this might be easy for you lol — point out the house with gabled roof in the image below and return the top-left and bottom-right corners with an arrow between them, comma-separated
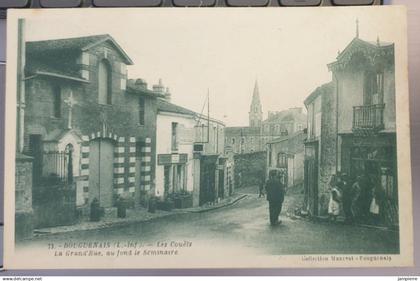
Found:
21,33 -> 163,227
303,25 -> 398,226
154,88 -> 230,207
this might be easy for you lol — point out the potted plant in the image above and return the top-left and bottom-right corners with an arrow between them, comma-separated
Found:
156,197 -> 175,211
148,196 -> 157,213
172,190 -> 193,209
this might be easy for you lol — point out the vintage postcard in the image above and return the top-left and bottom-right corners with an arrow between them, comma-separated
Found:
3,6 -> 412,269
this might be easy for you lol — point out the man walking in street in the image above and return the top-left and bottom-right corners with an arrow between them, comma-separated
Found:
258,174 -> 266,198
266,170 -> 285,226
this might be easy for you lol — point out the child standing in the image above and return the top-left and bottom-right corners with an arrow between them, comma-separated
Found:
328,175 -> 342,222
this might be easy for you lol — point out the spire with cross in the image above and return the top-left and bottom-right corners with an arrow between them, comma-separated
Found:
64,90 -> 77,129
249,79 -> 263,127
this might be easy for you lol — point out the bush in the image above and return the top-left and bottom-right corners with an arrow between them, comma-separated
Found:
156,199 -> 174,211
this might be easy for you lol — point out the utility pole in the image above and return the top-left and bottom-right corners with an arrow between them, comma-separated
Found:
17,18 -> 26,153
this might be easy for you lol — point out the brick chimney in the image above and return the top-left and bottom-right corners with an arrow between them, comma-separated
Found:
152,78 -> 165,95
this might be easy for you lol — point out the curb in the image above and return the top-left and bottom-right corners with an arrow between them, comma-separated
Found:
32,194 -> 249,237
188,194 -> 248,213
307,215 -> 397,232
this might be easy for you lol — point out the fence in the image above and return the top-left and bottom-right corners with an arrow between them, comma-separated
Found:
35,150 -> 73,185
353,104 -> 385,130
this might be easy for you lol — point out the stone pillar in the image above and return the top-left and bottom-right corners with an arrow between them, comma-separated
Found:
114,137 -> 126,195
15,153 -> 34,240
127,137 -> 137,196
140,138 -> 152,192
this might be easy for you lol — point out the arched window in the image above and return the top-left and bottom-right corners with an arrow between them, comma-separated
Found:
98,59 -> 112,105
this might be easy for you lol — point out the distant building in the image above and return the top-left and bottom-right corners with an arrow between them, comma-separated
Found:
225,80 -> 306,154
266,130 -> 306,189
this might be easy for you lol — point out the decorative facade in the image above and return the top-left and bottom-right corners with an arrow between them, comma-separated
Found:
303,29 -> 398,226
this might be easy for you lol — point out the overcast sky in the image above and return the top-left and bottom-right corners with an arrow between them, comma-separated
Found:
22,7 -> 402,126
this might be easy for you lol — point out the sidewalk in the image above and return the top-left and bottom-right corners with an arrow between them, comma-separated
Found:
33,193 -> 248,236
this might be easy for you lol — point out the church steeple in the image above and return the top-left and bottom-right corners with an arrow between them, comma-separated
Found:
249,80 -> 263,127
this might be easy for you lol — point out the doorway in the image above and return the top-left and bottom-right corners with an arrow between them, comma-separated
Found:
89,139 -> 114,207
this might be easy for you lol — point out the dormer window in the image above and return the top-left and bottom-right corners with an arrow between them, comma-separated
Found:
98,59 -> 112,105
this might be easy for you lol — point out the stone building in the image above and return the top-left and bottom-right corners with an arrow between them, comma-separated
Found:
225,80 -> 306,154
21,34 -> 163,223
303,27 -> 398,225
304,83 -> 336,216
266,130 -> 306,189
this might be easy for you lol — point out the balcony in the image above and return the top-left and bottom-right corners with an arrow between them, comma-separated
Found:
352,104 -> 385,134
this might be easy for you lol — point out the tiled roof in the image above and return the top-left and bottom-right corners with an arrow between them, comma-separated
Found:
27,34 -> 109,53
26,59 -> 80,78
264,109 -> 306,124
225,126 -> 261,135
156,98 -> 225,126
328,37 -> 394,72
335,37 -> 393,62
304,82 -> 333,106
157,99 -> 197,117
26,34 -> 133,65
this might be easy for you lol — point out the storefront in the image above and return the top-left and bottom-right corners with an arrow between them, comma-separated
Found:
157,153 -> 189,198
340,133 -> 398,226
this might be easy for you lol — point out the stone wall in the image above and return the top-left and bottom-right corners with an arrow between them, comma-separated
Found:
234,151 -> 266,189
318,83 -> 337,215
15,154 -> 34,240
32,182 -> 77,228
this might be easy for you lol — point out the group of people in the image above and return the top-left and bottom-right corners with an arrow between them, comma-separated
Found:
259,170 -> 286,226
258,169 -> 386,226
328,173 -> 385,225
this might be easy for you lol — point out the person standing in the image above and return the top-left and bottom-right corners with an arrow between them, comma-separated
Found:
258,174 -> 266,198
328,175 -> 341,222
266,170 -> 285,226
340,173 -> 354,224
370,181 -> 385,225
359,175 -> 373,222
350,176 -> 363,221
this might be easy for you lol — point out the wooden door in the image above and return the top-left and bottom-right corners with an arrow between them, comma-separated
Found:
218,169 -> 225,199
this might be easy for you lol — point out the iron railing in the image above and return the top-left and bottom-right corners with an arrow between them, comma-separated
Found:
35,150 -> 73,185
352,104 -> 385,130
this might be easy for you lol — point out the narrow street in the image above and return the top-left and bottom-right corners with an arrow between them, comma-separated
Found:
19,186 -> 399,256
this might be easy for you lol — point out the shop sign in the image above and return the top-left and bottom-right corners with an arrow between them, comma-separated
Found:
158,153 -> 188,165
